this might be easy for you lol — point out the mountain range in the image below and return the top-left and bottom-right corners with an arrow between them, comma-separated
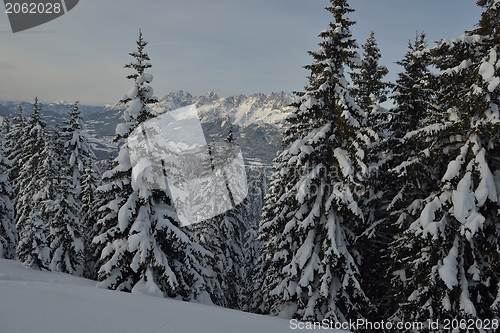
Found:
0,91 -> 296,164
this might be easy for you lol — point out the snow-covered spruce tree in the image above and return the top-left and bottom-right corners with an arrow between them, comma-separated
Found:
5,105 -> 26,204
80,148 -> 102,279
250,153 -> 289,314
349,31 -> 391,131
61,101 -> 92,200
363,33 -> 436,319
91,155 -> 117,279
0,124 -> 16,259
15,98 -> 51,269
345,30 -> 395,319
38,123 -> 85,275
385,32 -> 437,317
389,1 -> 500,325
189,140 -> 225,305
389,33 -> 434,139
94,31 -> 208,299
257,0 -> 372,321
201,130 -> 246,309
240,164 -> 269,312
385,33 -> 435,230
1,114 -> 12,138
61,101 -> 101,278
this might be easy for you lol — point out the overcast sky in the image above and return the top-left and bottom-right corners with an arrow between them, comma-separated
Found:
0,0 -> 484,105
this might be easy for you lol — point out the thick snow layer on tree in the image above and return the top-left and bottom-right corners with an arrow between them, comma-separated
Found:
478,50 -> 500,92
412,197 -> 441,230
131,268 -> 164,298
452,172 -> 475,223
115,123 -> 130,137
474,149 -> 497,205
442,159 -> 463,181
438,237 -> 459,289
136,73 -> 153,84
0,259 -> 351,333
126,99 -> 143,119
127,86 -> 139,100
333,148 -> 352,177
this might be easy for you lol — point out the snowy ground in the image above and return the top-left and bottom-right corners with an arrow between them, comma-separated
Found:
0,259 -> 349,333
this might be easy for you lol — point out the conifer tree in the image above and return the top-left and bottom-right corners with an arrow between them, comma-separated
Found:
194,129 -> 246,309
15,98 -> 51,269
346,31 -> 394,319
362,33 -> 435,318
1,114 -> 12,139
80,148 -> 102,279
0,123 -> 16,259
349,31 -> 391,131
5,105 -> 25,203
389,1 -> 500,324
60,101 -> 101,278
257,0 -> 372,321
241,165 -> 268,312
94,31 -> 209,299
390,33 -> 434,138
384,33 -> 435,231
385,33 -> 436,312
39,124 -> 85,275
90,155 -> 117,279
251,157 -> 287,314
190,140 -> 225,305
61,101 -> 92,200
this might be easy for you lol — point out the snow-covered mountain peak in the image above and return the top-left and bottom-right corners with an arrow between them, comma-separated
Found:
51,100 -> 72,105
153,91 -> 294,128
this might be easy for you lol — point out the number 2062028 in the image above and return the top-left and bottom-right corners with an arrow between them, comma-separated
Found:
442,318 -> 499,331
5,3 -> 62,14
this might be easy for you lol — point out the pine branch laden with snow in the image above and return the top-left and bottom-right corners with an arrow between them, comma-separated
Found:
257,0 -> 372,322
389,2 -> 500,324
94,31 -> 210,300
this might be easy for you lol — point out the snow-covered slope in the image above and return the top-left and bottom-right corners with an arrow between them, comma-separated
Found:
0,259 -> 348,333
